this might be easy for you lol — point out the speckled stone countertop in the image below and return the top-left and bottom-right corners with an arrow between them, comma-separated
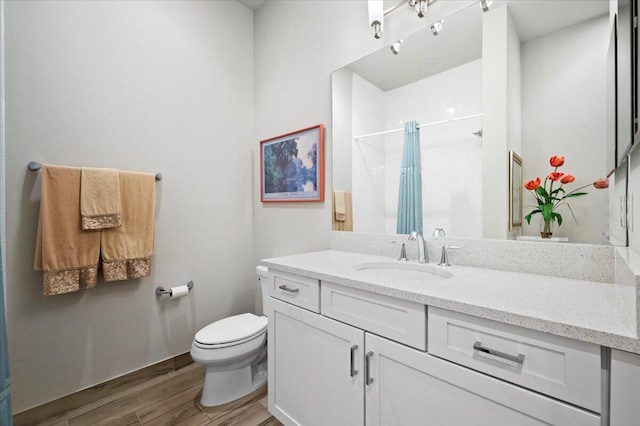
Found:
262,250 -> 640,354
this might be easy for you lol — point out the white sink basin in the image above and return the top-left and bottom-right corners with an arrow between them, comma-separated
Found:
353,262 -> 452,282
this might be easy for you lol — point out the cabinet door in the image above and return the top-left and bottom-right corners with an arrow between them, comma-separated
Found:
365,333 -> 599,426
610,349 -> 640,426
267,297 -> 364,426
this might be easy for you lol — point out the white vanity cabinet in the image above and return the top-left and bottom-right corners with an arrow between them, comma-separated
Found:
266,271 -> 602,426
267,297 -> 364,426
610,349 -> 640,426
365,333 -> 600,426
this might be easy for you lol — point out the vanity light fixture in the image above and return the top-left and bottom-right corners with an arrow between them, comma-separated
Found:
480,0 -> 493,13
414,0 -> 427,18
390,39 -> 403,55
368,0 -> 438,39
368,0 -> 384,39
430,20 -> 443,36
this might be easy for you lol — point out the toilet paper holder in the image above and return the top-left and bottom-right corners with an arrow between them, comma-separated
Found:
156,281 -> 194,296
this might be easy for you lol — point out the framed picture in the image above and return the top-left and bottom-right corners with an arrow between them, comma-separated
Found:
260,124 -> 324,202
509,150 -> 523,230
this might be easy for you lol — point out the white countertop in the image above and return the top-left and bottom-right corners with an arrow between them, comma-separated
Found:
262,250 -> 640,354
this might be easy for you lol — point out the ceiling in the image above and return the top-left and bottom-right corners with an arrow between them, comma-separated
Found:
347,0 -> 610,92
237,0 -> 266,11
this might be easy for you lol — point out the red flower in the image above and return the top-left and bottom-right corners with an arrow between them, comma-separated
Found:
549,155 -> 565,167
524,155 -> 604,229
547,172 -> 564,182
560,174 -> 575,184
524,177 -> 541,190
593,178 -> 609,189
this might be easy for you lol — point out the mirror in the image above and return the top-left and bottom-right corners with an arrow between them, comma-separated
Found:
332,0 -> 615,244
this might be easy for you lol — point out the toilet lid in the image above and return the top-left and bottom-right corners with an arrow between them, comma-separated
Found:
195,313 -> 268,346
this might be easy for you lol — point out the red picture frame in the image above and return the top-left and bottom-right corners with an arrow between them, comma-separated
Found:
260,124 -> 324,202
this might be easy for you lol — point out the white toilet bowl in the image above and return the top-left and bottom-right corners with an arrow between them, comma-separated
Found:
190,266 -> 270,407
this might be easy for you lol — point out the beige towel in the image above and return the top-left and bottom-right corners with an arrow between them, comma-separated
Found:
332,190 -> 353,232
334,190 -> 346,222
34,165 -> 101,295
101,171 -> 155,281
80,167 -> 122,230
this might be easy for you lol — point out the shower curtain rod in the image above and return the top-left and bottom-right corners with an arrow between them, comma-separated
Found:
354,113 -> 483,140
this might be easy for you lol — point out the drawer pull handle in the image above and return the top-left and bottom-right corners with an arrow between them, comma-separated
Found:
365,351 -> 374,385
278,285 -> 299,295
473,341 -> 525,365
350,345 -> 358,377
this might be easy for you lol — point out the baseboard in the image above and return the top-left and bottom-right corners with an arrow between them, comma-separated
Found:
14,352 -> 194,426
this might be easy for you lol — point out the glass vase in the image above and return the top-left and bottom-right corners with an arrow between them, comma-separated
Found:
539,217 -> 556,238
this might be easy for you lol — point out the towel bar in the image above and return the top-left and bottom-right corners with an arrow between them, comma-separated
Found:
156,281 -> 194,296
28,161 -> 163,181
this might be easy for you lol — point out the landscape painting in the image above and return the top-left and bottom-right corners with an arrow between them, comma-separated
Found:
260,124 -> 324,202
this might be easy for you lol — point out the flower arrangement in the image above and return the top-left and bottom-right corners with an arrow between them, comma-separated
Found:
524,155 -> 609,238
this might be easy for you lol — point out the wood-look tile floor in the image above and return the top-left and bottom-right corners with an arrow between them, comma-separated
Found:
26,363 -> 282,426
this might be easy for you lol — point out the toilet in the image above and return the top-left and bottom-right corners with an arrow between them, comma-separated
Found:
190,266 -> 270,407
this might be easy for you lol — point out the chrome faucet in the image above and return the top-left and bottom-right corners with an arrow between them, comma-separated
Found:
432,228 -> 446,237
408,231 -> 428,263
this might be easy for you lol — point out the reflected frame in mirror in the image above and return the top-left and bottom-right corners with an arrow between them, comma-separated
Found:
509,151 -> 523,230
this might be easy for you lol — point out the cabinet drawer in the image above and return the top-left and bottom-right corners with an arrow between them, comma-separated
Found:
366,333 -> 599,426
269,271 -> 320,313
428,307 -> 601,412
321,281 -> 426,350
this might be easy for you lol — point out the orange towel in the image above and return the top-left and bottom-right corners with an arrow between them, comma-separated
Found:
101,171 -> 155,281
34,165 -> 101,295
80,167 -> 122,230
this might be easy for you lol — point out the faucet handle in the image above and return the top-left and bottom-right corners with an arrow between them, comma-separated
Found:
391,241 -> 409,261
398,243 -> 408,262
433,228 -> 446,237
438,245 -> 460,266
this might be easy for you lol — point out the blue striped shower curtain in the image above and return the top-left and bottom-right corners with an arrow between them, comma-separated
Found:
396,121 -> 423,234
0,240 -> 11,425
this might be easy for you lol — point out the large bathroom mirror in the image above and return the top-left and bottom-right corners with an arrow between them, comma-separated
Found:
332,0 -> 618,245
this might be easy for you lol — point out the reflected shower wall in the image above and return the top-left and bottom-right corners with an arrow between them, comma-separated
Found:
352,59 -> 483,237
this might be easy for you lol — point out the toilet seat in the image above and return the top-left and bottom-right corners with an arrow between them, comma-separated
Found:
194,313 -> 267,349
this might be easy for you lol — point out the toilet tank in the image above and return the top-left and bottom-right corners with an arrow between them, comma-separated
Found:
256,266 -> 269,316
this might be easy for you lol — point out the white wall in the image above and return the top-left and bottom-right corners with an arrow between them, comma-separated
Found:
0,0 -> 5,283
6,0 -> 255,412
331,68 -> 353,193
506,10 -> 521,157
520,14 -> 608,244
482,4 -> 518,240
352,73 -> 386,233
